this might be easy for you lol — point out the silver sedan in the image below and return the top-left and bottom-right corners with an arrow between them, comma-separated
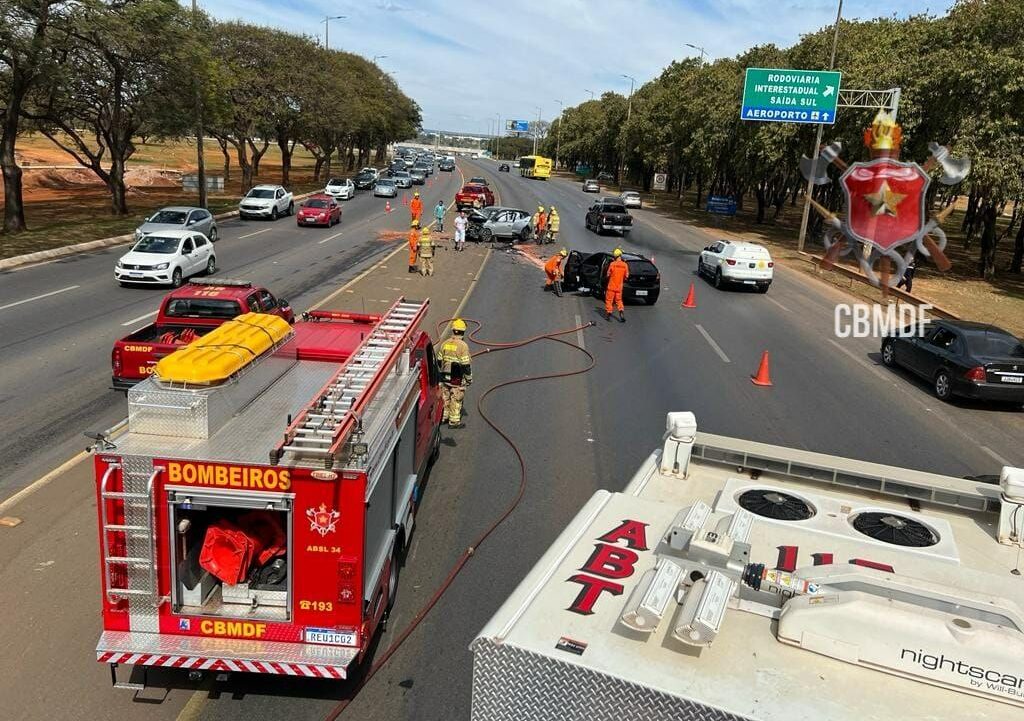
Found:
135,206 -> 218,242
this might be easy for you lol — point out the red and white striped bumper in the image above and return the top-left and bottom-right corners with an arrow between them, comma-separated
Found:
97,631 -> 358,679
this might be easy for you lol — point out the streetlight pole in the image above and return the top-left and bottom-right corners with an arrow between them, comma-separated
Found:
684,43 -> 708,64
323,15 -> 346,50
797,0 -> 843,253
553,99 -> 563,170
192,0 -> 206,208
621,74 -> 636,120
372,54 -> 387,64
495,113 -> 501,159
584,89 -> 595,101
533,106 -> 542,156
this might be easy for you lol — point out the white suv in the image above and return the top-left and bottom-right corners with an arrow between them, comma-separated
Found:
698,240 -> 774,293
239,184 -> 293,220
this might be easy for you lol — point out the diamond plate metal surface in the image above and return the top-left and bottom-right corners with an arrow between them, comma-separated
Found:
471,641 -> 750,721
123,455 -> 159,633
128,385 -> 210,438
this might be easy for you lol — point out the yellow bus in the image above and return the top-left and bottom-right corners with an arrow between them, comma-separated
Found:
519,155 -> 553,180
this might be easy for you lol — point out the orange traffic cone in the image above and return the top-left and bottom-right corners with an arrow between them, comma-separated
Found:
402,194 -> 408,206
681,282 -> 697,309
750,351 -> 773,386
385,200 -> 391,214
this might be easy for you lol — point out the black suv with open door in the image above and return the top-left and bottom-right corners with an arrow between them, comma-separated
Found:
562,250 -> 660,304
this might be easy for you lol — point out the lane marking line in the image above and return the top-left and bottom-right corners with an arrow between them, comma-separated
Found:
765,296 -> 790,312
0,285 -> 80,311
120,309 -> 158,327
826,338 -> 889,381
238,228 -> 272,239
575,313 -> 586,350
695,324 -> 731,363
318,230 -> 345,245
980,445 -> 1012,467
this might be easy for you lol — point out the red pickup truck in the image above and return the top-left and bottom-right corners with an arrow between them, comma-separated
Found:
455,183 -> 495,211
111,278 -> 294,390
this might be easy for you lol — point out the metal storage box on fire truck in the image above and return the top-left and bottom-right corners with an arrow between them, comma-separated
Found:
471,412 -> 1024,721
93,297 -> 442,684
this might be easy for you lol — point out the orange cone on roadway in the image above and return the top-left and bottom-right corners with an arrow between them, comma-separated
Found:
402,194 -> 408,206
385,200 -> 391,214
751,351 -> 773,386
682,282 -> 697,309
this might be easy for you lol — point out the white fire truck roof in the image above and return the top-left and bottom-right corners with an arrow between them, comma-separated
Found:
472,414 -> 1023,721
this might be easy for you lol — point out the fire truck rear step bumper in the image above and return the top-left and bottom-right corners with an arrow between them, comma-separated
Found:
97,630 -> 358,679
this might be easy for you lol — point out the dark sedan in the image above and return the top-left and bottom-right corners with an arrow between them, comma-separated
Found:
498,163 -> 510,172
562,250 -> 660,305
881,319 -> 1024,404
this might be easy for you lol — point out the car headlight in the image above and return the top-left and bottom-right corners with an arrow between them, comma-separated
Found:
116,260 -> 124,268
155,262 -> 170,270
134,230 -> 143,240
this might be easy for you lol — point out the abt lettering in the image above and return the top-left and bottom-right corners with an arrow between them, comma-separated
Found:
567,519 -> 648,615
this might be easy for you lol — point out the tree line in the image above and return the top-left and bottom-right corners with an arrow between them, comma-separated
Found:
0,0 -> 421,232
540,0 -> 1024,279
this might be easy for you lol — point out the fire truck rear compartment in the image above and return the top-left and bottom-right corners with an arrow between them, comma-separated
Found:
169,489 -> 292,622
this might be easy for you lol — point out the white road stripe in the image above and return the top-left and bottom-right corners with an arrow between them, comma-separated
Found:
0,285 -> 80,311
574,313 -> 586,350
765,296 -> 790,312
695,324 -> 730,363
238,228 -> 271,239
120,310 -> 158,327
318,230 -> 345,244
826,339 -> 889,381
980,445 -> 1012,467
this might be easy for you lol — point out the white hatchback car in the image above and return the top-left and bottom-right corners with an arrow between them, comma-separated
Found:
620,191 -> 642,209
698,240 -> 774,293
115,230 -> 216,287
324,177 -> 355,200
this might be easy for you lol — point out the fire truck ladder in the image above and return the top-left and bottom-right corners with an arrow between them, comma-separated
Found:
272,297 -> 428,468
99,463 -> 161,605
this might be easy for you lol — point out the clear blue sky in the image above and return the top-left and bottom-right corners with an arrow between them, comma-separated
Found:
198,0 -> 946,134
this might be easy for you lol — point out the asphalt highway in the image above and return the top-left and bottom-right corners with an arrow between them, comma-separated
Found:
1,158 -> 1022,721
0,168 -> 463,497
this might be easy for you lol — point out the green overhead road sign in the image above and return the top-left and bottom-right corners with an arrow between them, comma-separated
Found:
741,67 -> 842,125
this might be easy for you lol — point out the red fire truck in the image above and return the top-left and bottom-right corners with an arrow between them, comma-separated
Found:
92,297 -> 442,685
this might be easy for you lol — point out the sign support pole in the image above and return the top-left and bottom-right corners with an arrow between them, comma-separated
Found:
797,0 -> 843,253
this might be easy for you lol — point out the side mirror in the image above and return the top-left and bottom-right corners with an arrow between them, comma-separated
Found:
187,218 -> 197,225
278,298 -> 289,308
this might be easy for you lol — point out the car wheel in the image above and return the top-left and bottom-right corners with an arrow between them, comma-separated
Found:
270,207 -> 278,221
697,259 -> 704,277
481,228 -> 493,242
714,268 -> 724,289
209,227 -> 219,242
171,267 -> 183,287
881,339 -> 897,367
519,227 -> 531,243
287,201 -> 295,216
934,370 -> 953,401
205,257 -> 216,275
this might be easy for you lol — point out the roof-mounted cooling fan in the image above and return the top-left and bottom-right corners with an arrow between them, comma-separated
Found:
851,512 -> 939,547
737,489 -> 815,521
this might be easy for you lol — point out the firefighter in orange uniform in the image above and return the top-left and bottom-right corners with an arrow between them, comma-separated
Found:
544,249 -> 568,297
605,248 -> 629,322
439,319 -> 473,428
407,219 -> 419,273
409,192 -> 423,223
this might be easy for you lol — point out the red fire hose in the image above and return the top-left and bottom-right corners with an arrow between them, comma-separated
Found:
323,318 -> 596,719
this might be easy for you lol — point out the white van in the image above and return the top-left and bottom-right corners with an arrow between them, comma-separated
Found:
698,240 -> 774,292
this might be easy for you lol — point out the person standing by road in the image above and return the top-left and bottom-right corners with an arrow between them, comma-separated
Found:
532,205 -> 548,244
434,200 -> 446,232
605,248 -> 629,322
544,249 -> 568,297
547,206 -> 560,245
897,254 -> 917,293
439,318 -> 473,428
417,226 -> 435,276
410,192 -> 423,223
407,219 -> 420,273
454,210 -> 468,252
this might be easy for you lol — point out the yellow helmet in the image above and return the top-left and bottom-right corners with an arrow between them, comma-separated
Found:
414,191 -> 420,197
559,248 -> 568,257
452,318 -> 467,333
410,219 -> 419,228
549,206 -> 556,212
613,248 -> 623,257
538,205 -> 544,212
421,227 -> 430,236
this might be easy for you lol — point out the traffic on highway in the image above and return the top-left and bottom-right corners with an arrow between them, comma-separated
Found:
2,2 -> 1023,721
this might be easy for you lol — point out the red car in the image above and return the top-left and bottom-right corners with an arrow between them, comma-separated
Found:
455,183 -> 495,211
296,194 -> 341,227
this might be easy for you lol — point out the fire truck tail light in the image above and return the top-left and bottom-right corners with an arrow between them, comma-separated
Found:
338,556 -> 359,605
